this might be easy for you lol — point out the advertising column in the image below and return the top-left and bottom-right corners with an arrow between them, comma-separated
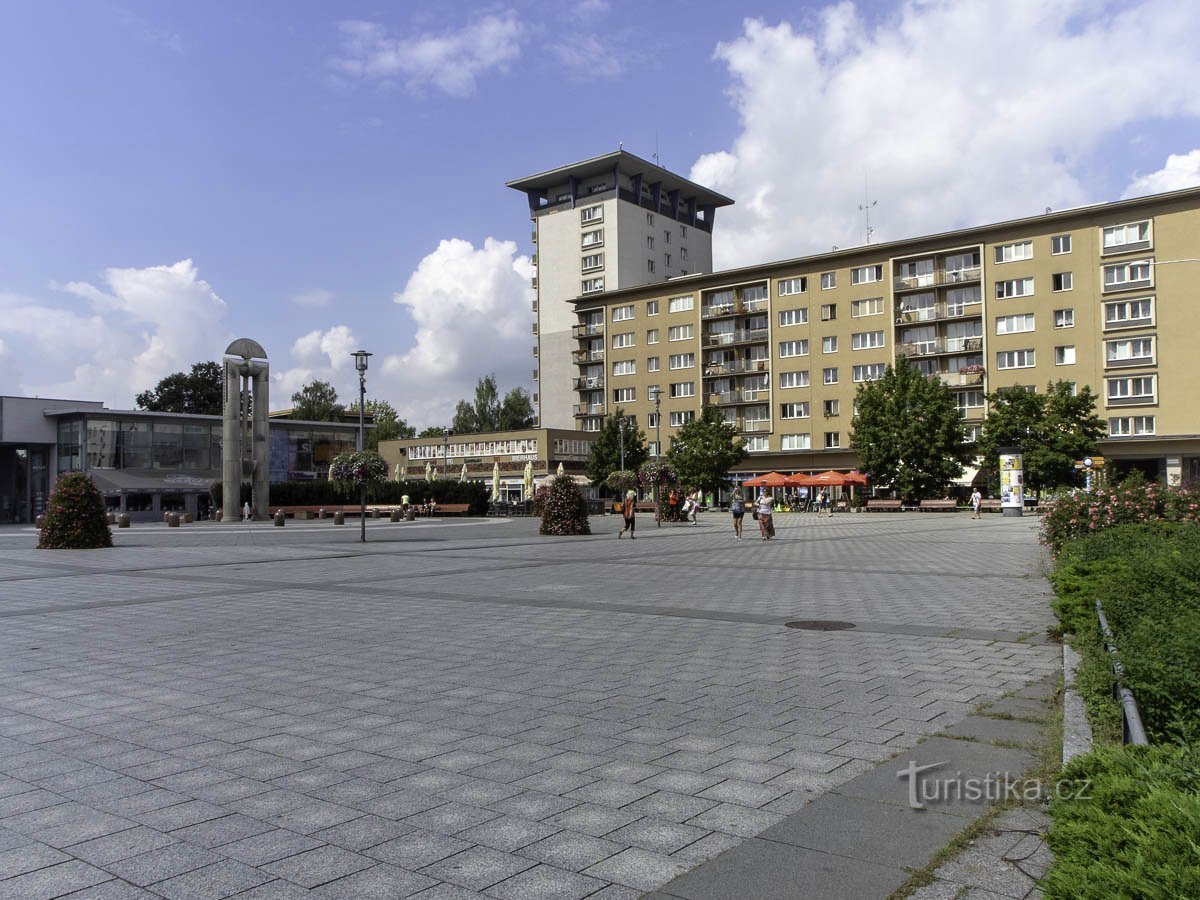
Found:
998,448 -> 1024,518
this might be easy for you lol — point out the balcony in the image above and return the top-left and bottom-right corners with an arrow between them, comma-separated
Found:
571,348 -> 605,364
895,300 -> 982,324
702,328 -> 769,348
573,376 -> 605,391
700,297 -> 769,320
574,402 -> 606,417
893,266 -> 982,293
736,419 -> 772,434
573,323 -> 604,338
897,336 -> 982,357
704,359 -> 768,377
708,388 -> 771,407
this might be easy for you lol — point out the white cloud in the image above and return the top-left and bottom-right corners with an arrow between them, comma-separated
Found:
1124,150 -> 1200,198
290,288 -> 334,308
692,1 -> 1200,269
330,12 -> 523,96
0,259 -> 229,406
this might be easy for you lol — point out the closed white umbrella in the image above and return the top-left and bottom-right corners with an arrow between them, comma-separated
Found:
460,462 -> 468,482
425,461 -> 433,481
523,460 -> 533,500
556,461 -> 565,478
492,462 -> 501,501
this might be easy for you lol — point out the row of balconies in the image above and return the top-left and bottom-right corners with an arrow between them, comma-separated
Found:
894,301 -> 982,324
702,328 -> 770,348
896,336 -> 983,357
708,389 -> 771,407
704,359 -> 769,376
893,266 -> 982,293
930,369 -> 986,387
700,297 -> 769,320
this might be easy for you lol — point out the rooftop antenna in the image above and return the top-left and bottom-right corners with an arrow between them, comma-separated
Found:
653,133 -> 660,166
618,140 -> 623,150
859,175 -> 878,244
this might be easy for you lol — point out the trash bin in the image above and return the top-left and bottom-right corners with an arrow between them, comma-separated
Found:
333,511 -> 345,525
389,509 -> 400,522
405,508 -> 416,521
274,511 -> 285,526
118,514 -> 130,528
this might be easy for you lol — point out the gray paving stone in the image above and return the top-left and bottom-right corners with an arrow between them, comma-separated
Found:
487,862 -> 608,899
417,845 -> 536,891
366,830 -> 473,870
50,880 -> 161,899
106,843 -> 222,886
0,842 -> 70,878
311,814 -> 413,851
65,826 -> 178,866
581,846 -> 690,891
544,803 -> 642,837
150,858 -> 271,899
943,716 -> 1045,747
0,860 -> 113,899
312,862 -> 437,898
218,829 -> 323,866
261,844 -> 375,888
454,815 -> 558,852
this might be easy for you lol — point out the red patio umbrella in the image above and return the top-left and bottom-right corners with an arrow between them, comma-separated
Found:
742,472 -> 791,487
809,470 -> 850,485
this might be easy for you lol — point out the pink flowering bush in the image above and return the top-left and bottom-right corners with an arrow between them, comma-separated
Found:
328,451 -> 388,488
39,473 -> 113,550
1041,473 -> 1200,555
539,475 -> 590,536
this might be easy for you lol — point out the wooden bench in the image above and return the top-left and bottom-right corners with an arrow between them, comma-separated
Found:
435,503 -> 471,516
919,499 -> 959,511
866,499 -> 902,511
272,504 -> 397,519
979,499 -> 1002,512
634,502 -> 658,513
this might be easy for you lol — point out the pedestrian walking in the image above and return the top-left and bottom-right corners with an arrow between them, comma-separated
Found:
756,490 -> 775,540
687,489 -> 700,524
819,489 -> 832,517
242,501 -> 251,522
970,488 -> 983,519
618,489 -> 637,539
730,491 -> 745,540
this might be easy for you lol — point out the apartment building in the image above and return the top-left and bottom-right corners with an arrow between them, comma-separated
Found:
507,151 -> 734,430
556,185 -> 1200,484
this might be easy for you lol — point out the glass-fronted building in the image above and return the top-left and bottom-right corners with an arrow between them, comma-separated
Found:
0,396 -> 360,522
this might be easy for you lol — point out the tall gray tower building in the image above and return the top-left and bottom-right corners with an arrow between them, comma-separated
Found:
507,151 -> 733,430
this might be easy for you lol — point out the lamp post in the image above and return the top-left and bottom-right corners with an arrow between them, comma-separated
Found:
352,350 -> 372,543
618,415 -> 627,473
649,386 -> 662,528
442,428 -> 450,480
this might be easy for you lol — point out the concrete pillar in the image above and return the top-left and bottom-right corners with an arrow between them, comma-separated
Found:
251,362 -> 270,519
222,357 -> 243,523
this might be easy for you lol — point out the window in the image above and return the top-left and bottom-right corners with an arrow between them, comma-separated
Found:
582,277 -> 605,293
779,340 -> 809,358
582,253 -> 604,271
646,300 -> 659,316
1054,346 -> 1076,365
851,330 -> 885,350
1105,337 -> 1154,366
612,332 -> 635,349
612,360 -> 635,376
823,399 -> 840,417
897,258 -> 934,285
668,324 -> 693,341
1109,415 -> 1155,436
955,391 -> 985,414
680,225 -> 687,238
744,435 -> 769,452
996,313 -> 1035,335
668,295 -> 694,313
1054,308 -> 1074,328
582,229 -> 604,248
853,363 -> 885,382
646,212 -> 654,226
780,402 -> 810,419
781,434 -> 811,451
995,278 -> 1034,298
647,356 -> 660,372
779,370 -> 810,388
612,304 -> 634,321
778,308 -> 808,327
851,298 -> 884,317
994,241 -> 1033,263
823,367 -> 839,384
669,382 -> 695,398
820,303 -> 837,321
581,205 -> 603,223
647,328 -> 660,344
681,248 -> 688,261
996,349 -> 1035,369
822,336 -> 838,353
669,353 -> 695,370
821,272 -> 836,290
851,264 -> 884,285
1103,260 -> 1153,292
1052,272 -> 1073,292
613,387 -> 635,403
963,424 -> 983,442
664,253 -> 671,267
1051,234 -> 1072,255
1103,297 -> 1153,329
647,236 -> 655,251
1102,221 -> 1151,252
664,230 -> 672,244
647,259 -> 656,273
778,277 -> 807,296
647,411 -> 659,428
669,410 -> 695,426
824,432 -> 841,448
1107,375 -> 1156,403
582,418 -> 601,432
945,250 -> 981,274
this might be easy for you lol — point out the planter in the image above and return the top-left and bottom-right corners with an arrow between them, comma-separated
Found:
118,514 -> 130,528
333,512 -> 345,525
274,511 -> 285,526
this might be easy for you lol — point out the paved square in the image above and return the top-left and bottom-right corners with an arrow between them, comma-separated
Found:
0,512 -> 1058,896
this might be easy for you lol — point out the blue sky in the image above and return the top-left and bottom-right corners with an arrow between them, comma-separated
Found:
2,0 -> 1198,428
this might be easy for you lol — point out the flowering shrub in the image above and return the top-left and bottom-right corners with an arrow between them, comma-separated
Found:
959,364 -> 985,375
605,469 -> 638,494
38,473 -> 113,550
531,484 -> 550,516
638,460 -> 675,487
1041,473 -> 1200,555
328,451 -> 389,488
539,475 -> 591,536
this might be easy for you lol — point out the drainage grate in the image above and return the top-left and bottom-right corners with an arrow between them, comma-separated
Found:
784,620 -> 856,631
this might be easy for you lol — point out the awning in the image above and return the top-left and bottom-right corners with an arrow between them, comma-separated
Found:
954,466 -> 981,486
86,470 -> 219,494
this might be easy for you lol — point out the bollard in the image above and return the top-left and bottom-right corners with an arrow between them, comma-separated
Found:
167,514 -> 180,527
274,510 -> 285,527
35,514 -> 46,529
163,511 -> 172,523
390,509 -> 400,522
405,508 -> 416,521
106,513 -> 116,525
183,513 -> 193,524
118,514 -> 130,528
333,511 -> 345,525
372,508 -> 381,519
318,508 -> 326,519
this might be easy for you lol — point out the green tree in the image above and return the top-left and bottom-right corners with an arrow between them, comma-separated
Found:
345,399 -> 415,450
136,361 -> 223,414
451,374 -> 536,433
290,380 -> 341,421
851,357 -> 972,501
417,425 -> 448,438
586,410 -> 648,488
979,381 -> 1105,493
666,406 -> 748,495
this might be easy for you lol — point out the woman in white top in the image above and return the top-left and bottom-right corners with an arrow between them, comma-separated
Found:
756,491 -> 775,540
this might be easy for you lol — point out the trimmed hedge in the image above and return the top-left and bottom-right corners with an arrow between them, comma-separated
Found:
211,479 -> 490,516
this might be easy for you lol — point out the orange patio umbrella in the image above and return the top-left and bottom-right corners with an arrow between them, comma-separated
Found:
742,472 -> 791,487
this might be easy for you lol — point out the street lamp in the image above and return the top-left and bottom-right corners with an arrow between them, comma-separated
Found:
618,415 -> 627,473
649,386 -> 662,528
442,428 -> 450,480
352,350 -> 372,543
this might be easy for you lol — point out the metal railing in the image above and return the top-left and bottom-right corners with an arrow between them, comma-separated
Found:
1095,600 -> 1149,746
